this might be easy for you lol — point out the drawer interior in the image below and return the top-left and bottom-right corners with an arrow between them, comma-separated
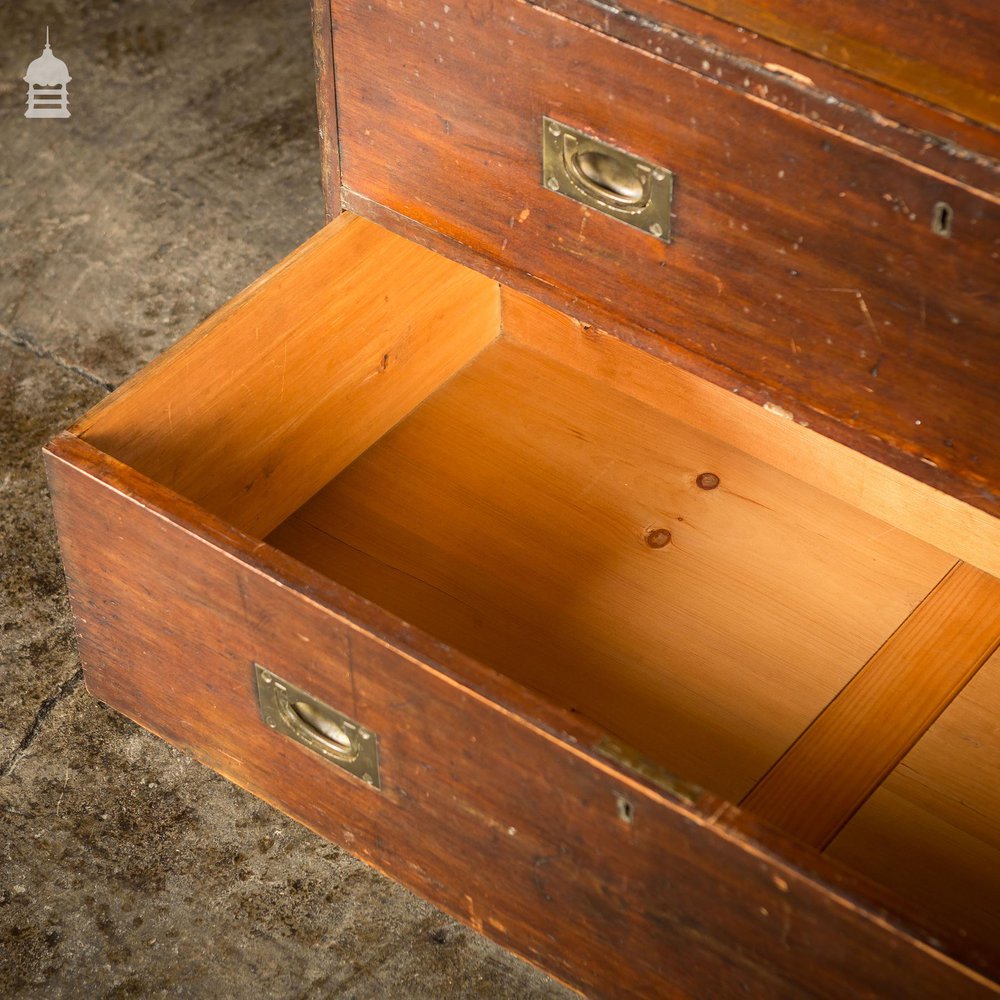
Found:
828,647 -> 1000,948
265,311 -> 949,802
73,213 -> 1000,947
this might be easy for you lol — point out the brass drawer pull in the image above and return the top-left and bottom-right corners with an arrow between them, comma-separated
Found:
571,149 -> 647,206
542,116 -> 674,241
254,663 -> 381,789
286,699 -> 356,759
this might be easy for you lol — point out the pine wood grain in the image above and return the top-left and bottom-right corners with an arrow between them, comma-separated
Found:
828,648 -> 1000,956
39,2 -> 1000,994
741,563 -> 1000,849
267,333 -> 955,802
501,289 -> 1000,579
74,214 -> 500,537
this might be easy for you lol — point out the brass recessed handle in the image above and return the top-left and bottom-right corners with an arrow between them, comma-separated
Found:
542,117 -> 674,242
254,663 -> 381,789
568,148 -> 650,207
281,696 -> 358,761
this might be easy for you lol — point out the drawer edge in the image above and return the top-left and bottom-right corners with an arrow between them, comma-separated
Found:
43,432 -> 1000,997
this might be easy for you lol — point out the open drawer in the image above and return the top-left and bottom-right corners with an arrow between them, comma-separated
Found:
45,213 -> 1000,998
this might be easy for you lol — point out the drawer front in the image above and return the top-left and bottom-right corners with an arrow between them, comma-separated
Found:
333,0 -> 1000,516
611,0 -> 1000,129
45,436 -> 997,1000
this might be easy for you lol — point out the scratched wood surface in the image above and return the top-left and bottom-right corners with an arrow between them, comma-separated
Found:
310,0 -> 340,220
40,1 -> 1000,995
610,0 -> 1000,130
331,0 -> 1000,519
532,0 -> 1000,183
44,434 -> 1000,997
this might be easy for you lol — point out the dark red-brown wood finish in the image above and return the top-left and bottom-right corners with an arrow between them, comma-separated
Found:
329,0 -> 1000,517
44,435 -> 1000,999
534,0 -> 1000,183
43,2 -> 1000,998
611,0 -> 1000,130
310,0 -> 339,221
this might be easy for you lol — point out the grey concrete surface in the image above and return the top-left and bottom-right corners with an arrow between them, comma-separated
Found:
0,3 -> 572,996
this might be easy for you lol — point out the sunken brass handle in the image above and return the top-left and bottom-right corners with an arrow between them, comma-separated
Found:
280,695 -> 359,761
541,117 -> 674,242
565,147 -> 651,208
254,663 -> 381,788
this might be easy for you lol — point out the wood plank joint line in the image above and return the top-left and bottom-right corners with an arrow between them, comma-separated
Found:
740,561 -> 1000,850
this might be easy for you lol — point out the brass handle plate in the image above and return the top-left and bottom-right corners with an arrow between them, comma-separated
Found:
254,663 -> 381,789
542,117 -> 674,242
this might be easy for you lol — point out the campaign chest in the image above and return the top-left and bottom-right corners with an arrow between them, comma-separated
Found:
45,2 -> 1000,996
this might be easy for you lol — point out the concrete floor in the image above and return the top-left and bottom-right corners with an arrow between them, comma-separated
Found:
0,2 -> 572,996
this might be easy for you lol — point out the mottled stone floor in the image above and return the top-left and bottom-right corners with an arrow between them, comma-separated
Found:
0,3 -> 570,996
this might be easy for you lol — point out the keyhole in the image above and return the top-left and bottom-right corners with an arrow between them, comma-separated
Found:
615,794 -> 635,824
931,201 -> 953,238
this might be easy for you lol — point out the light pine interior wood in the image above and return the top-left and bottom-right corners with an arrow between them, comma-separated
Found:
75,214 -> 500,537
77,213 -> 999,941
827,648 -> 1000,949
741,562 -> 1000,848
267,303 -> 955,801
499,291 -> 1000,580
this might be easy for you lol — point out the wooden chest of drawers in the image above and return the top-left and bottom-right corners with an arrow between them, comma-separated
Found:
46,1 -> 1000,996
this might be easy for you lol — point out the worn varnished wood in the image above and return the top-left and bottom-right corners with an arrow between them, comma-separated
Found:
310,0 -> 340,219
44,434 -> 1000,996
618,0 -> 1000,130
532,0 -> 1000,190
347,190 -> 1000,540
829,648 -> 1000,957
332,0 -> 1000,517
741,562 -> 1000,848
40,4 -> 1000,997
266,326 -> 954,801
73,214 -> 499,538
51,216 -> 999,984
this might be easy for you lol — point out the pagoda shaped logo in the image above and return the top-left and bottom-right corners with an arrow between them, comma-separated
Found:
24,27 -> 71,119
